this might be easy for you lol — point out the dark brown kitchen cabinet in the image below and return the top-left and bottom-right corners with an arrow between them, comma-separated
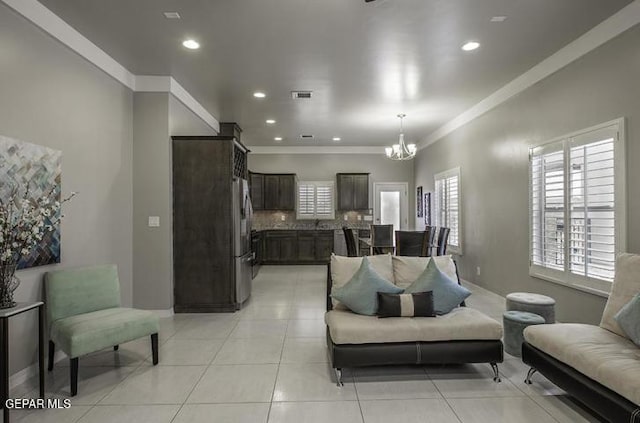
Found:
337,173 -> 370,211
249,173 -> 265,210
259,173 -> 296,210
263,230 -> 333,264
297,234 -> 316,261
172,132 -> 249,313
263,231 -> 297,263
314,232 -> 334,261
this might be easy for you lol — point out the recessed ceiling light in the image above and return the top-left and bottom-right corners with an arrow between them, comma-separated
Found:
332,137 -> 341,141
253,92 -> 266,98
182,39 -> 200,50
274,137 -> 283,141
461,41 -> 480,51
490,16 -> 507,22
163,12 -> 181,19
265,119 -> 276,124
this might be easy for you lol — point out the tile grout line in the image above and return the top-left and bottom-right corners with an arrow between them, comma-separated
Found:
265,270 -> 299,423
352,370 -> 367,423
422,367 -> 464,423
167,315 -> 240,423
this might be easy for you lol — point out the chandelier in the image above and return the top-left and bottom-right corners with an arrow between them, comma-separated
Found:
385,114 -> 416,160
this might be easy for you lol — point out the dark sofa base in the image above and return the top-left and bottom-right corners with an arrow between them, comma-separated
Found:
327,331 -> 503,378
522,341 -> 640,423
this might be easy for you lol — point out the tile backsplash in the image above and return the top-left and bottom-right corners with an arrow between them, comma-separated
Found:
252,210 -> 371,230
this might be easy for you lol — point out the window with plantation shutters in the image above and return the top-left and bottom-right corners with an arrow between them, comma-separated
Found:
434,167 -> 461,254
529,119 -> 626,295
296,181 -> 335,220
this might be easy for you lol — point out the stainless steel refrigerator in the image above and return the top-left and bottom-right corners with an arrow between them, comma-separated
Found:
233,177 -> 253,308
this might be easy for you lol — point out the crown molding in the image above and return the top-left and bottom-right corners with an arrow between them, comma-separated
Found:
2,0 -> 219,133
419,0 -> 640,149
135,76 -> 220,132
248,146 -> 386,155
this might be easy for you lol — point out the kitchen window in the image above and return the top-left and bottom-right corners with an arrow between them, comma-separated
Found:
434,167 -> 461,254
529,119 -> 626,296
297,181 -> 335,220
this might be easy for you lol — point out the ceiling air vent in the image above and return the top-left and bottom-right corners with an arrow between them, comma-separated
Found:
299,134 -> 314,139
163,12 -> 181,19
291,91 -> 313,99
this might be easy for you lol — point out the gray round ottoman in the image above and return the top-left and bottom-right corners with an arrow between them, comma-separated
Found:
506,292 -> 556,323
503,311 -> 545,357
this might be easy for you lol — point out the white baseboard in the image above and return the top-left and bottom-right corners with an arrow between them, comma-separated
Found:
151,308 -> 174,318
9,350 -> 67,390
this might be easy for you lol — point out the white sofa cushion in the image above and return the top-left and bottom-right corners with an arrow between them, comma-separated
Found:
330,254 -> 394,307
392,255 -> 458,289
524,323 -> 640,405
600,254 -> 640,338
325,307 -> 502,345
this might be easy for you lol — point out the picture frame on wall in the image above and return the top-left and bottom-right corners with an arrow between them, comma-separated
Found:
416,186 -> 423,218
424,192 -> 432,226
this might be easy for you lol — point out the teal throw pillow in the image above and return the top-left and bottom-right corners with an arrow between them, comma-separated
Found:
404,259 -> 470,315
331,256 -> 403,316
614,293 -> 640,346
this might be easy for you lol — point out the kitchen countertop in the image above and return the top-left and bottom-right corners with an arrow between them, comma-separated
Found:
252,226 -> 369,232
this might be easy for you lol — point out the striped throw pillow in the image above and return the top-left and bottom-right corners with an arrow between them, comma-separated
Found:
377,291 -> 435,318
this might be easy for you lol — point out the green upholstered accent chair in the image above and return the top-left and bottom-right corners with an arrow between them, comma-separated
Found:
45,265 -> 159,396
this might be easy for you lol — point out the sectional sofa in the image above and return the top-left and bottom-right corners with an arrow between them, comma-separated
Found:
522,253 -> 640,422
324,254 -> 504,385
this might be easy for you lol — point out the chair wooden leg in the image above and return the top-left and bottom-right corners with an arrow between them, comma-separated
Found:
113,345 -> 119,351
151,333 -> 159,365
70,358 -> 79,396
48,341 -> 55,371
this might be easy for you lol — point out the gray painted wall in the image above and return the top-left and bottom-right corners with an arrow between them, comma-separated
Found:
248,153 -> 415,226
132,93 -> 171,310
0,5 -> 134,376
414,25 -> 640,324
132,93 -> 216,310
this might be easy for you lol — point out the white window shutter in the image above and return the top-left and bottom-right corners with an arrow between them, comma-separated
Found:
529,119 -> 624,293
296,181 -> 335,220
530,143 -> 565,271
568,132 -> 616,282
297,184 -> 316,218
434,167 -> 461,252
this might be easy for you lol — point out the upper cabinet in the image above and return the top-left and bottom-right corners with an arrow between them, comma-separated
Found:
250,172 -> 296,211
337,173 -> 370,211
249,172 -> 265,210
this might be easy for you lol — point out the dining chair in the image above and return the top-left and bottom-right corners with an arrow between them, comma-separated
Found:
424,226 -> 436,257
436,227 -> 451,256
371,224 -> 394,255
342,227 -> 358,257
395,231 -> 429,257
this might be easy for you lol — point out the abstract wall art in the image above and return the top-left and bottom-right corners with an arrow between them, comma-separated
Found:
0,136 -> 62,269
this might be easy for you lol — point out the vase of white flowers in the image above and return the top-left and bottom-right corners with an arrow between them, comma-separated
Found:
0,187 -> 76,309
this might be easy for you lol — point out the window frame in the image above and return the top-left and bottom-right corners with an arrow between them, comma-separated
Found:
296,180 -> 336,220
434,167 -> 462,255
528,118 -> 626,297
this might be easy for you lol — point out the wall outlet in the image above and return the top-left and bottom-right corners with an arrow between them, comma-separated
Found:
148,216 -> 160,227
476,266 -> 481,276
280,214 -> 286,221
344,214 -> 348,221
357,215 -> 362,221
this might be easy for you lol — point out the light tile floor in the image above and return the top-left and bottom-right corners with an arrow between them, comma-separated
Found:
11,265 -> 604,423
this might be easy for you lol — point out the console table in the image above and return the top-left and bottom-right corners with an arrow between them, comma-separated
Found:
0,302 -> 45,423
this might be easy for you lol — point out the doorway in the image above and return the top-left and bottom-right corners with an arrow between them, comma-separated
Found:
373,182 -> 409,232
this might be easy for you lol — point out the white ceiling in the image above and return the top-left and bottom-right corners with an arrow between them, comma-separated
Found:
37,0 -> 632,146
